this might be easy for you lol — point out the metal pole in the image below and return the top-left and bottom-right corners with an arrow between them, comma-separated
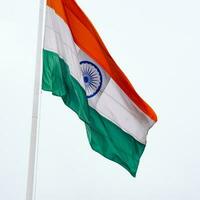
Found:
26,0 -> 46,200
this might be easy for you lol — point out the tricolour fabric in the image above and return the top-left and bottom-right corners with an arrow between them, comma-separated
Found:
42,0 -> 157,176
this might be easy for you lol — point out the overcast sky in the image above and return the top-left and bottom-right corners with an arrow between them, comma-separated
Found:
0,0 -> 200,199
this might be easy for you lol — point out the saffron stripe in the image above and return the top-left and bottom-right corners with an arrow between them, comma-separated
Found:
46,0 -> 157,122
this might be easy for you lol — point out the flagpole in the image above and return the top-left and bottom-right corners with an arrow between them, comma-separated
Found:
26,0 -> 46,200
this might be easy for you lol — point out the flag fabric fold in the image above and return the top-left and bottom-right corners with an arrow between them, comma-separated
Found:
42,0 -> 157,177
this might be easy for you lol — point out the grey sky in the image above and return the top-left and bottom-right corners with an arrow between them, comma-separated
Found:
0,0 -> 200,199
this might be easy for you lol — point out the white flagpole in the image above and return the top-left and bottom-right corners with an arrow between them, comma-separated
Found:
26,0 -> 46,200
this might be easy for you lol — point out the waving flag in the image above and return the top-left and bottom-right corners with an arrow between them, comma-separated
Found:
42,0 -> 157,176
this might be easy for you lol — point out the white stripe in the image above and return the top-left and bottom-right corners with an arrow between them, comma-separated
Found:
44,6 -> 155,144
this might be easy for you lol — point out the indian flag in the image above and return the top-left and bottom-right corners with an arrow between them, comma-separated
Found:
42,0 -> 157,177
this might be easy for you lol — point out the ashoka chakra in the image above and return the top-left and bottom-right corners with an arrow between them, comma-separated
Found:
80,61 -> 103,98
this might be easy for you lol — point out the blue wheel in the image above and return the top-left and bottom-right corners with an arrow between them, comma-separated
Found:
80,61 -> 103,98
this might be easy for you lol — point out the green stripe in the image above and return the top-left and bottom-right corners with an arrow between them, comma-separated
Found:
42,49 -> 145,177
